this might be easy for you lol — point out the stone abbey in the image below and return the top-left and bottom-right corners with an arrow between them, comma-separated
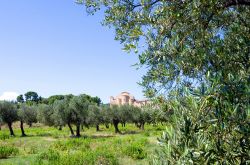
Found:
110,92 -> 149,107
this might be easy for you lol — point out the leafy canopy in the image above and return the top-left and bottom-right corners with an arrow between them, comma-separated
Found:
77,0 -> 250,97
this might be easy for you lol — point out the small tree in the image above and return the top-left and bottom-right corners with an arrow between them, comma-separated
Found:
132,106 -> 151,130
101,105 -> 111,129
88,105 -> 102,131
37,104 -> 54,126
53,99 -> 75,136
0,101 -> 18,136
17,95 -> 24,103
108,105 -> 122,133
18,104 -> 37,136
119,104 -> 134,127
69,96 -> 90,137
24,91 -> 40,105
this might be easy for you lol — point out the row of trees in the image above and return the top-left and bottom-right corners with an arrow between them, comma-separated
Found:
0,93 -> 167,137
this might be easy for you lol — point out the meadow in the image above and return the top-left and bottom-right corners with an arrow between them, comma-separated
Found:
0,123 -> 165,165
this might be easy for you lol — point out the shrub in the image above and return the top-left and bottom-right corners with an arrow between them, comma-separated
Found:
0,133 -> 10,140
0,146 -> 19,159
93,149 -> 118,165
52,138 -> 90,151
36,148 -> 60,163
143,131 -> 150,137
123,142 -> 147,159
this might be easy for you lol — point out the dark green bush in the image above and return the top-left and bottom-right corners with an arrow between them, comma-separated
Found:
0,146 -> 19,159
143,131 -> 150,137
0,133 -> 10,140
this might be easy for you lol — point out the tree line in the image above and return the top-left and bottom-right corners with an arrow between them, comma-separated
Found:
0,91 -> 167,137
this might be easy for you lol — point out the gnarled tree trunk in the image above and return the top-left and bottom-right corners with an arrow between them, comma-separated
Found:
58,125 -> 62,131
140,122 -> 145,130
76,123 -> 81,137
8,122 -> 15,136
96,124 -> 100,131
20,120 -> 26,136
67,122 -> 74,136
113,119 -> 120,133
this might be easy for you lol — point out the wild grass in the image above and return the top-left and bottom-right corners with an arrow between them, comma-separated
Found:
0,123 -> 165,165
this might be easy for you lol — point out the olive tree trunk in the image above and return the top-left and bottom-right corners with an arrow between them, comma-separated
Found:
20,120 -> 26,136
140,122 -> 145,130
76,122 -> 81,137
7,122 -> 15,136
96,124 -> 100,131
67,122 -> 74,136
113,119 -> 120,133
58,126 -> 62,131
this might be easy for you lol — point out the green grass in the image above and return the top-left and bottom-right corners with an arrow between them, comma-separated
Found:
0,123 -> 165,165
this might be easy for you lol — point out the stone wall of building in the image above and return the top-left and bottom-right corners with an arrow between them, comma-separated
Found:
110,92 -> 148,107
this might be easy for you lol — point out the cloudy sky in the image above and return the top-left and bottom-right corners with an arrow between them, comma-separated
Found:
0,0 -> 146,103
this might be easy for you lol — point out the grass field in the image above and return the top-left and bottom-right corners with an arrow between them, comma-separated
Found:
0,123 -> 165,165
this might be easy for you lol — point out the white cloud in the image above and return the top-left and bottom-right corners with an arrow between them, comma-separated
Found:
0,92 -> 19,101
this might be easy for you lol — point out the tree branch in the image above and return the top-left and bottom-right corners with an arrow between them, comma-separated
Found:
224,0 -> 250,8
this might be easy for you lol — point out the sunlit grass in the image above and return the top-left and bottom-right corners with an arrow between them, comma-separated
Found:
0,123 -> 165,165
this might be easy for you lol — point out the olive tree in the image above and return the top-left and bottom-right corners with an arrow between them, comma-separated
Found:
101,105 -> 112,129
88,104 -> 103,131
37,104 -> 54,126
119,104 -> 135,127
53,99 -> 75,136
0,101 -> 18,136
69,96 -> 90,137
132,106 -> 152,130
103,105 -> 136,133
18,104 -> 37,136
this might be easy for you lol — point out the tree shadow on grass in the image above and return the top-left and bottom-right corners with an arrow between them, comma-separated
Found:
120,130 -> 140,135
18,133 -> 53,138
69,134 -> 115,139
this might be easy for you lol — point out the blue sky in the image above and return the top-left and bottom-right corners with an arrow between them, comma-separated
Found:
0,0 -> 146,103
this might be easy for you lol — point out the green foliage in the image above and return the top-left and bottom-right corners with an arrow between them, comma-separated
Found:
24,91 -> 39,103
18,104 -> 37,126
36,140 -> 118,165
78,0 -> 250,98
87,105 -> 103,128
37,104 -> 54,126
36,148 -> 60,163
52,138 -> 91,151
0,146 -> 18,159
77,1 -> 250,164
0,101 -> 18,124
52,99 -> 71,128
47,95 -> 65,105
152,86 -> 250,164
16,95 -> 24,103
123,140 -> 147,159
58,149 -> 118,165
0,133 -> 10,140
